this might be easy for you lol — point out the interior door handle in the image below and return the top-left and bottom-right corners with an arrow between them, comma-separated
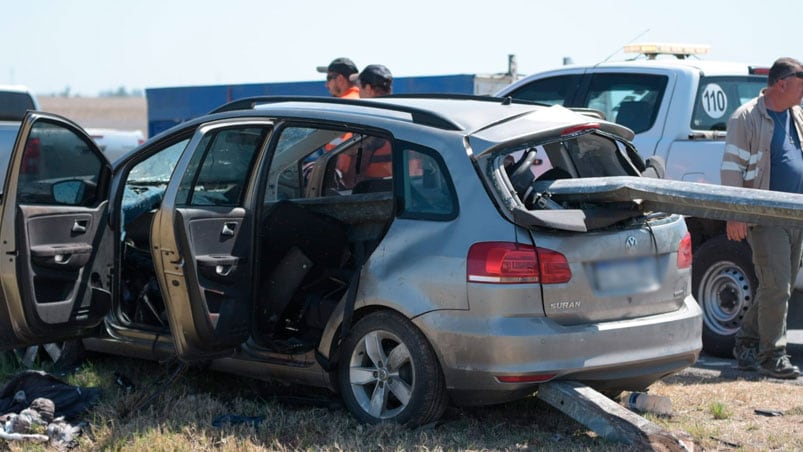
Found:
72,220 -> 88,233
30,243 -> 92,268
221,222 -> 237,236
216,265 -> 234,277
196,255 -> 239,281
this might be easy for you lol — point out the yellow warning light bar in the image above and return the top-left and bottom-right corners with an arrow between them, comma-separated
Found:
624,43 -> 710,59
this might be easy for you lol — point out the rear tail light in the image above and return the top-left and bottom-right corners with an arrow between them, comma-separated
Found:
467,242 -> 571,284
677,232 -> 692,269
21,137 -> 40,173
749,66 -> 770,75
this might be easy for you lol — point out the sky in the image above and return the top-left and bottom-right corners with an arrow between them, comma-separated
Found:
2,0 -> 801,96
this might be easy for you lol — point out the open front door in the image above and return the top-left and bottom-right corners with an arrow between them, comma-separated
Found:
0,112 -> 112,349
151,123 -> 272,361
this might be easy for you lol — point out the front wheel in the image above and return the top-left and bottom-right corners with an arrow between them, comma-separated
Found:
692,236 -> 756,357
337,310 -> 448,426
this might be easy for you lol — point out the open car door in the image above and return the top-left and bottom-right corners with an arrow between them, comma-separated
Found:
150,122 -> 272,361
0,112 -> 112,349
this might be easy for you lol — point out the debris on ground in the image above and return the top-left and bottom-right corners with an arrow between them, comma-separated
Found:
211,414 -> 266,428
0,370 -> 101,448
754,408 -> 784,417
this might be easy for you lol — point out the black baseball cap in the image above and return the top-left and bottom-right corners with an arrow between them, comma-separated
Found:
351,64 -> 393,89
316,57 -> 358,76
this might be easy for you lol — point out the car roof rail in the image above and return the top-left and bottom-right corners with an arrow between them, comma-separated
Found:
385,92 -> 549,106
386,93 -> 502,101
208,95 -> 463,131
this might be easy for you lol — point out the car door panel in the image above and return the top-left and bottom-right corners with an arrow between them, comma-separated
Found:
27,213 -> 95,270
0,113 -> 111,348
154,207 -> 254,361
150,122 -> 270,361
176,208 -> 251,341
19,208 -> 103,319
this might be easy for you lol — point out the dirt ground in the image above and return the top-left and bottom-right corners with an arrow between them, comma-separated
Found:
648,371 -> 803,450
38,96 -> 147,135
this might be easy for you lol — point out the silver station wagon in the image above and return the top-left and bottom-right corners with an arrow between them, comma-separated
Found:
0,96 -> 702,425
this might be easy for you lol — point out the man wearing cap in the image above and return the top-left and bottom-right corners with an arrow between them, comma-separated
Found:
348,64 -> 396,180
352,64 -> 393,98
722,57 -> 803,379
317,57 -> 360,98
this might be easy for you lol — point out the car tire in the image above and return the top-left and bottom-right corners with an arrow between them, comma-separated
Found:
337,310 -> 448,426
15,340 -> 84,370
692,236 -> 756,358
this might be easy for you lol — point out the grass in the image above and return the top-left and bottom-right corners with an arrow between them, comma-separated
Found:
649,374 -> 803,450
0,352 -> 21,379
708,400 -> 732,420
0,352 -> 801,451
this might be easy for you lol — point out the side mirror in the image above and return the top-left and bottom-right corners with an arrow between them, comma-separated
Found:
52,179 -> 87,205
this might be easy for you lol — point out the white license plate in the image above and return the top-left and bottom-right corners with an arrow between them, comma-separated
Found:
594,256 -> 657,292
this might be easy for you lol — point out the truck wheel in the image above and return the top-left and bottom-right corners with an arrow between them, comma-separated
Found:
692,236 -> 756,358
337,310 -> 448,426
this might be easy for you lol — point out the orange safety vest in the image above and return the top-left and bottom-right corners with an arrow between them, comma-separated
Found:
361,140 -> 392,178
340,86 -> 360,99
324,87 -> 358,151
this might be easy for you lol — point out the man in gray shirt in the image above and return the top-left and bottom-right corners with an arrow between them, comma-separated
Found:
721,57 -> 803,379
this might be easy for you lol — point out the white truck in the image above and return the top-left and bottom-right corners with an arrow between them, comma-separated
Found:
85,128 -> 145,161
497,43 -> 793,357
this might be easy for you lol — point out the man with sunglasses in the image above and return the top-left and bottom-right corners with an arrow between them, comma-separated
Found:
317,57 -> 360,98
722,57 -> 803,379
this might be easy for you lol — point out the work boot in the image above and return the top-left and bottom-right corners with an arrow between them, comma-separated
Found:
759,354 -> 800,379
733,341 -> 759,371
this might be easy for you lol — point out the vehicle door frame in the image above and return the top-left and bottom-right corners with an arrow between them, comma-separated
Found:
0,112 -> 113,349
150,118 -> 275,361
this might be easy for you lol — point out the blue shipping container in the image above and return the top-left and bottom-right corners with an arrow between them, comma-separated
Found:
145,74 -> 496,137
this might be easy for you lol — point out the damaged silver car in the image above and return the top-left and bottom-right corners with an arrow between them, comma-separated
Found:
0,97 -> 702,426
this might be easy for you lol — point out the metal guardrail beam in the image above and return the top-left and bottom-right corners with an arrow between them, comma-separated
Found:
537,381 -> 691,449
532,176 -> 803,229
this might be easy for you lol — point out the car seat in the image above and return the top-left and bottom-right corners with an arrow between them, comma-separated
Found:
256,201 -> 351,346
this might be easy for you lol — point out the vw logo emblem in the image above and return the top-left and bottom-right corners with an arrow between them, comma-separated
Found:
625,236 -> 638,253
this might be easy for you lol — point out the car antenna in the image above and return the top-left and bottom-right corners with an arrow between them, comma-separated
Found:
596,29 -> 651,66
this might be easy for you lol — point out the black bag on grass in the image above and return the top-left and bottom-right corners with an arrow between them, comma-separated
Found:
0,370 -> 101,420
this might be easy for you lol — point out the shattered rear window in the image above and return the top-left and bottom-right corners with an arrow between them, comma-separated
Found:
505,132 -> 636,186
493,131 -> 649,231
564,133 -> 635,178
502,132 -> 640,210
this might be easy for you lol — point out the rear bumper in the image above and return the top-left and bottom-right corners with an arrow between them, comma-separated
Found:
413,295 -> 702,406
